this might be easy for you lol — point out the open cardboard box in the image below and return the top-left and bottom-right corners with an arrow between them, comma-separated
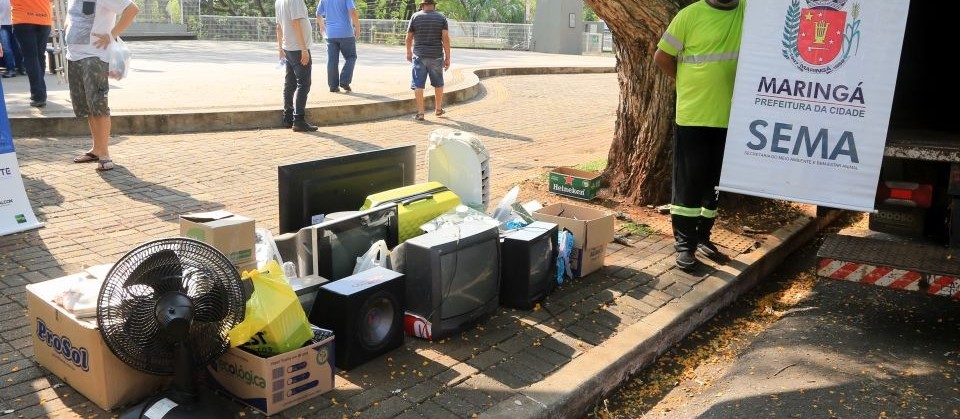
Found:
206,327 -> 335,416
26,269 -> 170,411
532,202 -> 615,277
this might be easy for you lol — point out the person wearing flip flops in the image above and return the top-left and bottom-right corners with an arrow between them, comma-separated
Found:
405,0 -> 449,121
65,0 -> 139,171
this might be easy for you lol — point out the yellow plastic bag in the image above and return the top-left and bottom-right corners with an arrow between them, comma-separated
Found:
227,260 -> 312,356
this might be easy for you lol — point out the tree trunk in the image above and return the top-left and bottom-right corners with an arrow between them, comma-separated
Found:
584,0 -> 683,206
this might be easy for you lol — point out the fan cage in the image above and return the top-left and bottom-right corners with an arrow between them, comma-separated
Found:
98,238 -> 246,375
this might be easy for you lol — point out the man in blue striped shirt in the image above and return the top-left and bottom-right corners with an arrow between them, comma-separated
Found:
405,0 -> 450,121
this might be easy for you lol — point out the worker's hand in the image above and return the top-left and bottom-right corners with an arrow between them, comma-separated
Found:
406,51 -> 412,62
300,50 -> 310,66
444,57 -> 450,71
278,49 -> 285,61
354,27 -> 360,38
93,33 -> 112,49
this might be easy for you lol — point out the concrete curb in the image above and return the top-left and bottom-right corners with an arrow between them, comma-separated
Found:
9,66 -> 614,137
480,210 -> 842,419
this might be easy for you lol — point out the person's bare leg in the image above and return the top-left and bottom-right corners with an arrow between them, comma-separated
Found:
88,115 -> 111,159
434,86 -> 443,113
414,88 -> 425,115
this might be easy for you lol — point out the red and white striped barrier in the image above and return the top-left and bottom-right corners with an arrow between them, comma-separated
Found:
818,258 -> 960,299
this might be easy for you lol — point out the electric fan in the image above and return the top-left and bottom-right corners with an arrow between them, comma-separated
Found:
97,238 -> 247,419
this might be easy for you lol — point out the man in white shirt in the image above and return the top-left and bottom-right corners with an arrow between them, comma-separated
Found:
65,0 -> 139,171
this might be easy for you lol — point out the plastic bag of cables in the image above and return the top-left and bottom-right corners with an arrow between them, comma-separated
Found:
108,37 -> 131,80
228,260 -> 313,357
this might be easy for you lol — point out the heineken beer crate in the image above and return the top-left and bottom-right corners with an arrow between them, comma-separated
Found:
548,167 -> 602,200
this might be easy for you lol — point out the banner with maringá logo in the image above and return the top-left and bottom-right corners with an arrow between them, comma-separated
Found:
0,82 -> 43,236
718,0 -> 910,211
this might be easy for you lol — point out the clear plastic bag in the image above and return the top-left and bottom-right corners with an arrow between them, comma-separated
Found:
108,37 -> 130,80
353,239 -> 389,274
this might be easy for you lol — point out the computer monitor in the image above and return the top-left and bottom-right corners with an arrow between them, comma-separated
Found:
277,145 -> 416,233
294,204 -> 399,281
499,221 -> 559,309
393,221 -> 500,340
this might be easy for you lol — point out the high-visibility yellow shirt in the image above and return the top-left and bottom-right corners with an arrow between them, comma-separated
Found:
11,0 -> 52,25
657,0 -> 745,128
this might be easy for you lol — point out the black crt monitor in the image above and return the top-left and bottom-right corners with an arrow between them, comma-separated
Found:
295,203 -> 399,281
277,145 -> 416,233
499,221 -> 559,310
396,221 -> 500,340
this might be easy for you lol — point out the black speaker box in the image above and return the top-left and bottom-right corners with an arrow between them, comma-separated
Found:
308,266 -> 405,370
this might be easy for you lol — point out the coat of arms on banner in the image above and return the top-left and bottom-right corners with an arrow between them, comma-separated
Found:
782,0 -> 861,73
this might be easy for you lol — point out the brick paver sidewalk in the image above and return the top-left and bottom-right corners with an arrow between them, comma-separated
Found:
0,70 -> 805,418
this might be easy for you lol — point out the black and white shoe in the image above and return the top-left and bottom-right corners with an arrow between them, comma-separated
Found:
675,251 -> 697,271
697,242 -> 728,263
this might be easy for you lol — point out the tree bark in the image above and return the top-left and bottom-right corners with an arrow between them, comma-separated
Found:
584,0 -> 684,206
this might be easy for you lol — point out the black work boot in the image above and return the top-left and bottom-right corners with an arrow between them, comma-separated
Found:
292,120 -> 319,132
676,251 -> 697,271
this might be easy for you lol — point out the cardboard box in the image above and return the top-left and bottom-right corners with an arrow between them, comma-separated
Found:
180,210 -> 256,270
548,167 -> 602,200
206,328 -> 335,416
532,203 -> 615,277
26,271 -> 170,411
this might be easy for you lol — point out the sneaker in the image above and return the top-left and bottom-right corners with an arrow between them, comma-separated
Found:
329,87 -> 340,93
29,100 -> 46,108
675,251 -> 697,270
697,242 -> 728,263
17,68 -> 25,75
281,117 -> 293,128
1,70 -> 14,78
292,120 -> 319,132
339,83 -> 351,92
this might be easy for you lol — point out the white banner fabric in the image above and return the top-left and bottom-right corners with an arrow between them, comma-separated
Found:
0,83 -> 43,236
718,0 -> 910,211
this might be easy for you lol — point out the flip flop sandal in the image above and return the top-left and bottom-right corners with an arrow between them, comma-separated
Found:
73,152 -> 99,163
96,159 -> 115,171
414,113 -> 425,121
435,108 -> 445,116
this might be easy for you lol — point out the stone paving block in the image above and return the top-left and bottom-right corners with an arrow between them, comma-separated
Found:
495,330 -> 539,355
478,364 -> 529,390
413,400 -> 461,419
402,379 -> 445,404
345,387 -> 391,412
664,281 -> 694,299
431,361 -> 477,388
510,349 -> 557,377
444,382 -> 501,410
431,387 -> 482,417
539,330 -> 588,360
465,347 -> 507,371
361,395 -> 414,419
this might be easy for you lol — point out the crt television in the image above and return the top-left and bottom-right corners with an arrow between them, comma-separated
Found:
295,203 -> 399,281
393,221 -> 500,340
278,145 -> 416,233
499,221 -> 559,310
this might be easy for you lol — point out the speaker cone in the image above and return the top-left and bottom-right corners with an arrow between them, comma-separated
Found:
359,292 -> 396,349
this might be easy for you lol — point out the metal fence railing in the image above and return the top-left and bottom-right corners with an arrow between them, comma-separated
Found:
188,16 -> 533,50
132,0 -> 185,24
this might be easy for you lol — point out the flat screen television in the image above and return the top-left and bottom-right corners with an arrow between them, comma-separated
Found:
393,221 -> 500,340
499,221 -> 559,309
295,203 -> 399,281
278,145 -> 416,233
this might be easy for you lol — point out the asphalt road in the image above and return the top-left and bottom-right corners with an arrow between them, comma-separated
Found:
595,232 -> 960,418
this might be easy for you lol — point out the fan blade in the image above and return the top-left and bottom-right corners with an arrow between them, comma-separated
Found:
126,249 -> 185,295
192,280 -> 230,323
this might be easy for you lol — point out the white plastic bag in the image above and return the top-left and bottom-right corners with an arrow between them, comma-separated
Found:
353,240 -> 389,274
108,37 -> 130,80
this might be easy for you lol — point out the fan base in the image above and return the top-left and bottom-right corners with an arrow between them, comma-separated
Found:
119,388 -> 236,419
